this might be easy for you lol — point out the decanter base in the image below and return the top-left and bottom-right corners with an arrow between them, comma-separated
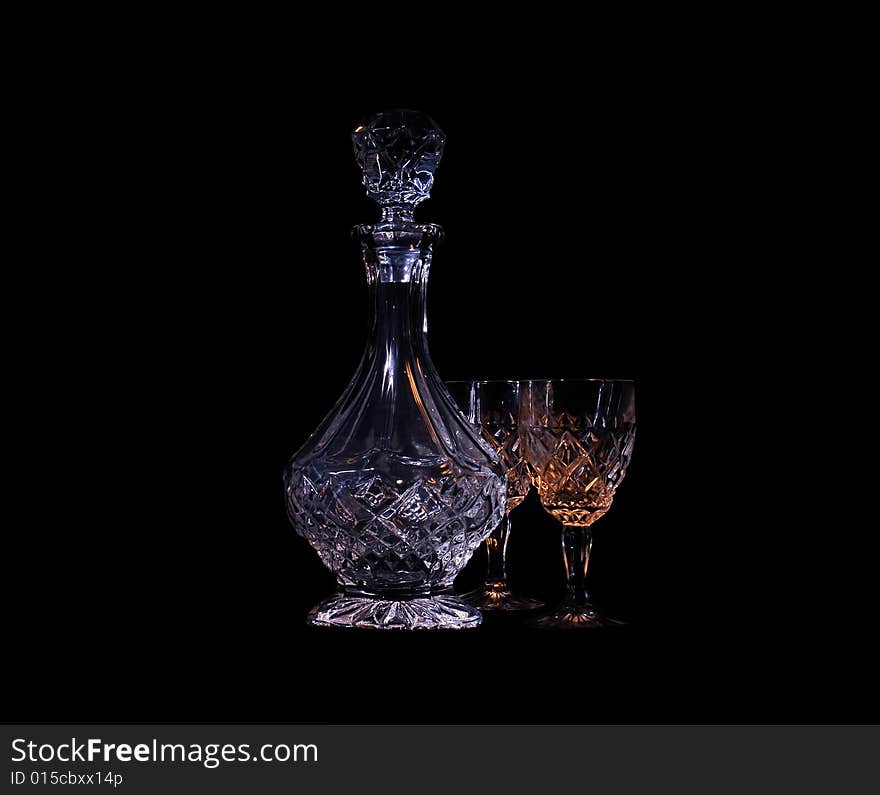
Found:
460,582 -> 544,612
307,593 -> 482,630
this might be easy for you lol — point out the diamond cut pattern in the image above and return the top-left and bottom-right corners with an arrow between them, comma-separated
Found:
527,415 -> 636,527
287,464 -> 503,591
353,111 -> 445,207
481,409 -> 531,512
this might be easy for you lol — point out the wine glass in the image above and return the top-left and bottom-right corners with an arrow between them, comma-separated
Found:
520,379 -> 636,628
447,380 -> 544,611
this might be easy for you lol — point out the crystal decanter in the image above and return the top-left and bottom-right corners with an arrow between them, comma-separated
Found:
284,110 -> 506,630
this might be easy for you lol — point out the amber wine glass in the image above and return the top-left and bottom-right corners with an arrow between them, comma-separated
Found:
521,379 -> 636,628
447,380 -> 543,611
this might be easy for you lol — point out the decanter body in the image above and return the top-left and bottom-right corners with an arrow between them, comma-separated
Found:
284,111 -> 506,629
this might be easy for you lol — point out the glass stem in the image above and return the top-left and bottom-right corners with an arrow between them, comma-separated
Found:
562,524 -> 593,605
485,514 -> 512,588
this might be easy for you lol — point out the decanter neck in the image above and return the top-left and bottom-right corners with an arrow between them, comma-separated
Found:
355,222 -> 442,285
364,250 -> 430,343
356,223 -> 441,363
367,281 -> 422,354
365,245 -> 424,284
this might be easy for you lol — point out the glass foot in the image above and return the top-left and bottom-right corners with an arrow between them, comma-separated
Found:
529,602 -> 624,629
460,582 -> 544,612
307,593 -> 482,630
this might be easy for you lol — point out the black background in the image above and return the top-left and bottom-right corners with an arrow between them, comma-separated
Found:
6,51 -> 877,724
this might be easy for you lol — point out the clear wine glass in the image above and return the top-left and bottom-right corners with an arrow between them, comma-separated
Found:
520,379 -> 636,628
447,380 -> 543,611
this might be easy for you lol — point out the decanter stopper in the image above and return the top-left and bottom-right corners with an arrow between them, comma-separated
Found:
353,110 -> 445,217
